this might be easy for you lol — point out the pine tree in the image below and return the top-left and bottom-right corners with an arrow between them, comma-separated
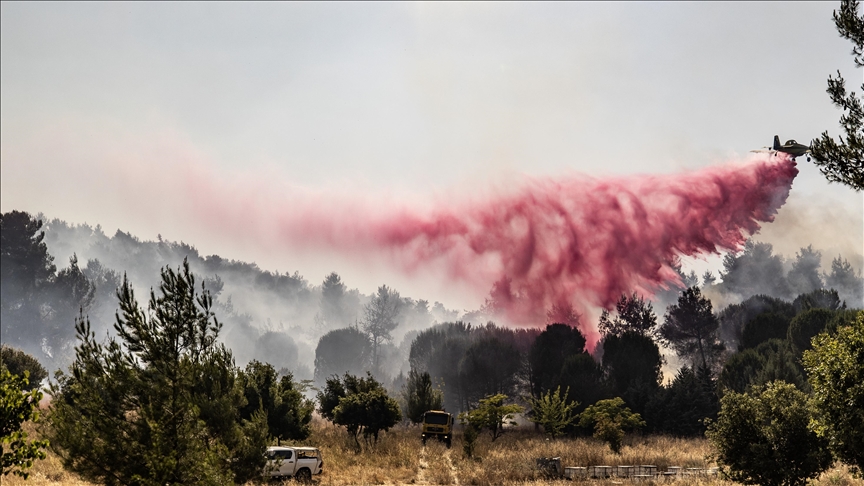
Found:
810,0 -> 864,190
48,259 -> 268,486
402,369 -> 443,424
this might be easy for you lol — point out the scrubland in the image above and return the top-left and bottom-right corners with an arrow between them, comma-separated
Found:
6,419 -> 861,486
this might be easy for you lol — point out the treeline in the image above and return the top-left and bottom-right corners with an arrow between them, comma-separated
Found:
0,211 -> 454,376
2,253 -> 862,482
381,286 -> 857,437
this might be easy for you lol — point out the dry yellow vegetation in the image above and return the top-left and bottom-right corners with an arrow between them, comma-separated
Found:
5,418 -> 861,486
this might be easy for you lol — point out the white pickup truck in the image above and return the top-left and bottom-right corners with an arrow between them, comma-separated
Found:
264,446 -> 324,482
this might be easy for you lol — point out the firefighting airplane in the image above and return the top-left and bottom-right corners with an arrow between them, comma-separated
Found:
751,135 -> 812,161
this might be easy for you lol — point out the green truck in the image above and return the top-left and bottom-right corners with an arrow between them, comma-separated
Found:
421,410 -> 454,448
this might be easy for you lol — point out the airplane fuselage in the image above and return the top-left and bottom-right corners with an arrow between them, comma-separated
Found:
772,136 -> 811,159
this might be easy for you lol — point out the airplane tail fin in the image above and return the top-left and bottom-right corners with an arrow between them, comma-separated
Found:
773,135 -> 781,150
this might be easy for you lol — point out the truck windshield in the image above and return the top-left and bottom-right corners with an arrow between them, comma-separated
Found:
424,413 -> 450,425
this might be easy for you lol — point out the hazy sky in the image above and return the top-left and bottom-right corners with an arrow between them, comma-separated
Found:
2,2 -> 862,310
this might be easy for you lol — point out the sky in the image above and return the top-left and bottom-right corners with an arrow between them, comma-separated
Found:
2,2 -> 862,311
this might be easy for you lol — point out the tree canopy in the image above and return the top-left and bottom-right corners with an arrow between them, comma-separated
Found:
803,312 -> 864,475
1,368 -> 48,479
578,397 -> 645,454
458,394 -> 524,442
362,285 -> 402,374
0,346 -> 47,392
659,287 -> 724,370
707,381 -> 832,486
317,372 -> 401,447
810,0 -> 864,190
598,293 -> 658,338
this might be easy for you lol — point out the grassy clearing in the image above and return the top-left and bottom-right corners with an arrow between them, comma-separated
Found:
4,419 -> 861,485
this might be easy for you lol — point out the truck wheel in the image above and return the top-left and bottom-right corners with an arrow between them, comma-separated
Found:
422,437 -> 427,446
445,438 -> 452,449
295,468 -> 312,483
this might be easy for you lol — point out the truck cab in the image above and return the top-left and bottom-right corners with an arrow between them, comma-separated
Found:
264,446 -> 323,482
421,410 -> 454,448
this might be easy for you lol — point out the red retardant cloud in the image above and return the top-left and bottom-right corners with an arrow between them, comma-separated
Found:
278,154 -> 797,343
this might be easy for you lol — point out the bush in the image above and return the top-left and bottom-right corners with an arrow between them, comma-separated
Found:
578,397 -> 644,454
803,312 -> 864,475
706,381 -> 832,486
1,368 -> 48,478
526,386 -> 579,437
458,394 -> 523,442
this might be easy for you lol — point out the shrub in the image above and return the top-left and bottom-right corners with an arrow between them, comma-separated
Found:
458,394 -> 523,442
706,381 -> 832,486
526,386 -> 578,437
803,312 -> 864,475
578,397 -> 644,453
0,368 -> 48,478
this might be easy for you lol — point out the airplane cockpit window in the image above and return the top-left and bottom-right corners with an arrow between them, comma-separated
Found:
786,140 -> 797,145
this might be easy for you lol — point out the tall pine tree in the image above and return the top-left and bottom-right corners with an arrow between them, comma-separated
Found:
48,260 -> 268,486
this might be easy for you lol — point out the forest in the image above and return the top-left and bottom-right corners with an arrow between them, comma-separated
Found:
1,209 -> 863,484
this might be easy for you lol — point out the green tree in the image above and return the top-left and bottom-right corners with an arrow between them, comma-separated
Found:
717,294 -> 795,352
803,312 -> 864,475
601,331 -> 662,416
361,285 -> 402,375
238,360 -> 313,444
458,335 -> 522,407
0,346 -> 47,392
318,272 -> 352,332
402,369 -> 443,424
646,365 -> 717,437
557,353 -> 606,416
741,312 -> 790,350
788,308 -> 836,355
792,288 -> 843,314
718,339 -> 807,394
0,211 -> 56,351
314,327 -> 371,384
597,293 -> 658,338
458,394 -> 524,442
462,424 -> 479,459
706,381 -> 832,486
526,386 -> 579,437
718,242 -> 791,299
578,397 -> 644,454
660,287 -> 724,370
48,260 -> 269,486
787,246 -> 824,295
333,388 -> 401,447
529,323 -> 587,399
43,254 -> 96,363
317,373 -> 401,447
810,0 -> 864,190
718,348 -> 765,394
824,256 -> 864,305
751,340 -> 808,392
1,369 -> 48,479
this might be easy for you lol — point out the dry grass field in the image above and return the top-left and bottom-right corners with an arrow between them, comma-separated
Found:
5,419 -> 861,486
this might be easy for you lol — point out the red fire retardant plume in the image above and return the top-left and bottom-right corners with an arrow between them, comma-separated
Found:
284,155 -> 797,342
